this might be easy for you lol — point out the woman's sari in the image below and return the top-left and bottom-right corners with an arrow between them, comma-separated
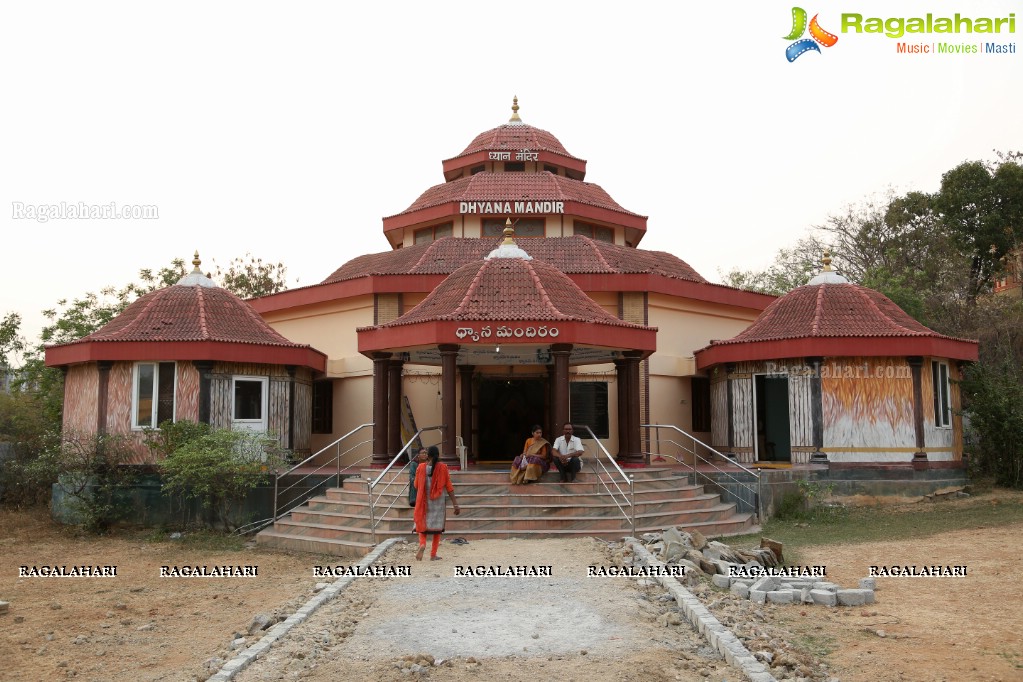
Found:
509,437 -> 550,484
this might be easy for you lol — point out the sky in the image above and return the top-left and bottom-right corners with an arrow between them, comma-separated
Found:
1,1 -> 1020,353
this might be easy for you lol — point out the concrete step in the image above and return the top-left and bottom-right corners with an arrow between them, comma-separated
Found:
325,483 -> 707,506
256,464 -> 757,558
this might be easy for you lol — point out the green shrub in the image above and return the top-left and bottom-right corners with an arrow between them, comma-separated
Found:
160,429 -> 289,531
46,430 -> 139,533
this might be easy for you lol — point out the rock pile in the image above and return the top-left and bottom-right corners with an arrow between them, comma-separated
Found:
637,527 -> 877,607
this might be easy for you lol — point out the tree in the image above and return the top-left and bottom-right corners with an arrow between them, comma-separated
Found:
720,236 -> 827,295
211,253 -> 293,299
0,312 -> 25,370
933,159 -> 1023,296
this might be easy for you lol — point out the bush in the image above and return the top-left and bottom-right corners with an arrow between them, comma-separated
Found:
160,429 -> 290,531
772,480 -> 844,523
0,390 -> 59,506
962,358 -> 1023,488
46,430 -> 139,533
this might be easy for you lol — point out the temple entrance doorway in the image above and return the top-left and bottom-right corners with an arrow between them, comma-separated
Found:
476,377 -> 547,461
754,374 -> 791,462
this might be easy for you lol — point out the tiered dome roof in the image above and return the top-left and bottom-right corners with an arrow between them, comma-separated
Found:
695,258 -> 978,367
46,254 -> 326,369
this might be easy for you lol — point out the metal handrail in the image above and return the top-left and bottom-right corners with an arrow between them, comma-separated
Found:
573,424 -> 635,536
642,424 -> 762,521
367,425 -> 446,544
235,423 -> 375,535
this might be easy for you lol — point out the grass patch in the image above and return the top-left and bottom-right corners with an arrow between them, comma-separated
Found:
724,490 -> 1023,560
791,631 -> 837,658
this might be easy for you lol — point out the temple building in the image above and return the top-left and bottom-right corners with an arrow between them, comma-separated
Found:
45,257 -> 326,462
694,255 -> 978,466
46,99 -> 977,473
248,99 -> 773,467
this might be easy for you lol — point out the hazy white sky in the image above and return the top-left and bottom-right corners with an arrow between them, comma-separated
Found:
2,1 -> 1020,348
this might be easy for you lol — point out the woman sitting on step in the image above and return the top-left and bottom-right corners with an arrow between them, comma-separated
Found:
509,424 -> 551,485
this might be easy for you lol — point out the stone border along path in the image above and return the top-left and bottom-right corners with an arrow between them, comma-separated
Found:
208,537 -> 773,682
207,539 -> 401,682
626,539 -> 778,682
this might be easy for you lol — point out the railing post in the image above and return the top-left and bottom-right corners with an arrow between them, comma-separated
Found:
367,480 -> 377,545
629,475 -> 636,537
273,473 -> 279,522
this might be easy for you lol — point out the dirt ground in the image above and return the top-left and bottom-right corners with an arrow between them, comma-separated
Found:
3,498 -> 1022,682
771,521 -> 1023,681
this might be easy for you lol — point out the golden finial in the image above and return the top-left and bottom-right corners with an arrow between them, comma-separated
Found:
509,95 -> 522,123
822,250 -> 833,272
192,250 -> 202,272
502,218 -> 516,246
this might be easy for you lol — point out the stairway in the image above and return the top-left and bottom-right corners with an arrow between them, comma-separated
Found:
256,467 -> 755,557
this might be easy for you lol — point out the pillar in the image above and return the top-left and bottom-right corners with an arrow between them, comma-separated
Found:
97,360 -> 113,435
615,358 -> 628,458
387,358 -> 404,459
620,351 -> 644,465
439,344 -> 459,467
459,364 -> 474,464
371,352 -> 392,467
908,356 -> 928,468
551,343 -> 572,435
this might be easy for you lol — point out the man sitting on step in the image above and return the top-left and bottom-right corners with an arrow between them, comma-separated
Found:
552,423 -> 584,483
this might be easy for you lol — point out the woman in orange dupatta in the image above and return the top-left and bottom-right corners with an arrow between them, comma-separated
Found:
413,446 -> 460,561
509,424 -> 551,485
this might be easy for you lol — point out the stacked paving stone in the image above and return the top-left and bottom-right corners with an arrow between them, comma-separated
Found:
639,527 -> 877,607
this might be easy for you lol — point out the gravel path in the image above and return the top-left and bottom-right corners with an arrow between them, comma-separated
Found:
233,537 -> 732,682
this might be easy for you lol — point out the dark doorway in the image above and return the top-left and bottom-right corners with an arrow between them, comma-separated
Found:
477,378 -> 546,461
754,375 -> 791,462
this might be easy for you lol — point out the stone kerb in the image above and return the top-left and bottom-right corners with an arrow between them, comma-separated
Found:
626,539 -> 777,682
634,528 -> 877,610
206,538 -> 402,682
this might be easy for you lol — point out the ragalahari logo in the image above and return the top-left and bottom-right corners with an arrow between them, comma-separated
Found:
784,7 -> 839,61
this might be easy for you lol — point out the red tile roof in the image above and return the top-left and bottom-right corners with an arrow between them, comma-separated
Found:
695,282 -> 978,365
376,257 -> 652,329
323,236 -> 706,284
46,284 -> 327,370
448,124 -> 582,162
74,286 -> 304,346
714,284 -> 953,343
387,172 -> 642,219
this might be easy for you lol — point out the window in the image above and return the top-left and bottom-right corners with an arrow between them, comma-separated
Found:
574,221 -> 614,243
470,164 -> 485,175
483,218 -> 545,237
312,380 -> 333,434
504,161 -> 525,172
543,164 -> 559,174
932,361 -> 951,428
233,376 -> 268,432
133,362 -> 176,428
413,222 -> 453,244
570,382 -> 609,438
691,377 -> 712,432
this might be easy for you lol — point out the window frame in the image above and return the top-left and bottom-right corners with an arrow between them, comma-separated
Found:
232,375 -> 269,431
482,218 -> 546,238
569,381 -> 610,439
932,360 -> 951,428
131,361 -> 177,430
413,222 -> 453,245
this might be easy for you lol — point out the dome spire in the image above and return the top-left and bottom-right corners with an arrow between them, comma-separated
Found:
806,249 -> 848,285
821,250 -> 834,272
509,95 -> 523,125
177,249 -> 217,287
486,218 -> 532,260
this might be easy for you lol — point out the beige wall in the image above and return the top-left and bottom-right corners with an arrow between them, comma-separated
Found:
262,296 -> 374,378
